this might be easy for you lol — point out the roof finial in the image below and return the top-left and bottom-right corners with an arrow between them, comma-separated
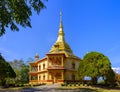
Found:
60,11 -> 62,21
35,53 -> 39,60
60,11 -> 63,28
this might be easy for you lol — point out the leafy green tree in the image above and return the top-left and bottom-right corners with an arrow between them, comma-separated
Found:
78,52 -> 114,85
0,0 -> 47,36
19,65 -> 29,83
105,69 -> 115,86
113,72 -> 120,86
9,59 -> 30,84
0,54 -> 16,86
9,59 -> 24,69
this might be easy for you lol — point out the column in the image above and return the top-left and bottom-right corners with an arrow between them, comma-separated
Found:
47,56 -> 49,67
61,56 -> 63,66
29,65 -> 31,71
47,71 -> 49,80
38,74 -> 39,82
29,75 -> 31,82
38,64 -> 39,71
62,71 -> 64,80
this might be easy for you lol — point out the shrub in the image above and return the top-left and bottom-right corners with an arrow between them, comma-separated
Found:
74,83 -> 76,86
78,83 -> 81,86
61,83 -> 65,86
61,82 -> 68,86
19,84 -> 22,87
69,84 -> 72,86
16,84 -> 19,87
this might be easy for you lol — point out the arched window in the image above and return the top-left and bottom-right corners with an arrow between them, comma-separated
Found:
31,76 -> 33,80
39,65 -> 41,71
72,62 -> 75,69
39,75 -> 41,80
72,74 -> 75,80
43,64 -> 45,69
31,75 -> 38,80
43,75 -> 45,80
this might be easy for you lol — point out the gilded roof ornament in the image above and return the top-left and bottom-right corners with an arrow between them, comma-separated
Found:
60,11 -> 62,21
60,11 -> 63,29
35,53 -> 39,60
49,11 -> 75,56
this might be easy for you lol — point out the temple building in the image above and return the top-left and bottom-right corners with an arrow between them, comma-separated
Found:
29,12 -> 81,84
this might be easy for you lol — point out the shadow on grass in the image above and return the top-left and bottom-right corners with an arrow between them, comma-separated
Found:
1,86 -> 120,92
21,87 -> 99,92
77,88 -> 99,92
57,88 -> 100,92
91,85 -> 120,90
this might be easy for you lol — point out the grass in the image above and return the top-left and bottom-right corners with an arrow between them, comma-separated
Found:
0,84 -> 120,92
0,83 -> 46,91
0,86 -> 32,91
58,85 -> 120,92
0,87 -> 24,90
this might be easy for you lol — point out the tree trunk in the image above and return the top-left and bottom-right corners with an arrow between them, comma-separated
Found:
1,79 -> 6,86
92,77 -> 97,85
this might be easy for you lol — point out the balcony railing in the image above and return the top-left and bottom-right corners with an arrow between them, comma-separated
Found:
48,65 -> 64,69
31,68 -> 38,72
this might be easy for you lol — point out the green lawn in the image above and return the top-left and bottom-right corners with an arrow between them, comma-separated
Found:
0,85 -> 120,92
58,85 -> 120,92
0,87 -> 22,91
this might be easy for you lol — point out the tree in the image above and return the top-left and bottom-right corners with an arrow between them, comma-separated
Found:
0,0 -> 47,36
114,72 -> 120,86
9,59 -> 29,84
19,65 -> 29,83
105,69 -> 115,86
78,52 -> 114,85
0,54 -> 16,86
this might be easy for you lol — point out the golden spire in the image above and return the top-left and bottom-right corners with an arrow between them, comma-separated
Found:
35,53 -> 39,60
49,11 -> 73,54
56,11 -> 64,43
60,11 -> 63,28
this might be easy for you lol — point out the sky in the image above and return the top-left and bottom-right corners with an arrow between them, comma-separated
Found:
0,0 -> 120,69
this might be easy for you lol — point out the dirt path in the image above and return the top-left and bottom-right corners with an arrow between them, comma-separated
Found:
21,84 -> 78,92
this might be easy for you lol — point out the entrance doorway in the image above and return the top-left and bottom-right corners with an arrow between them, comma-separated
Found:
54,76 -> 57,83
52,72 -> 62,84
49,70 -> 62,84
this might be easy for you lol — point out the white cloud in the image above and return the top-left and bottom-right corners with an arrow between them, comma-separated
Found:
0,47 -> 18,61
112,67 -> 120,74
0,48 -> 9,53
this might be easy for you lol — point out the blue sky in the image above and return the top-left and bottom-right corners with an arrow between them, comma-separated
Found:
0,0 -> 120,68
